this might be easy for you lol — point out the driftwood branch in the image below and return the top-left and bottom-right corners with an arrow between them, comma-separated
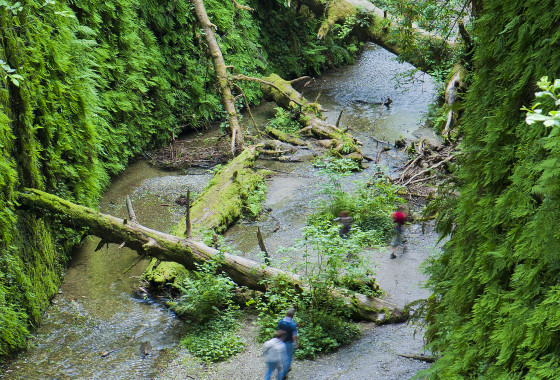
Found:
232,82 -> 258,130
126,195 -> 137,222
230,0 -> 253,11
257,226 -> 270,266
372,136 -> 393,147
336,109 -> 344,128
289,76 -> 311,85
185,188 -> 192,238
402,155 -> 453,186
397,353 -> 437,363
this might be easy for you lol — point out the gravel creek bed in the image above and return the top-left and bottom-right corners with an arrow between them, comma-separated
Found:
156,221 -> 439,380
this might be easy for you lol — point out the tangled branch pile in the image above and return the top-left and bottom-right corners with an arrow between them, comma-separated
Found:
147,136 -> 232,169
393,137 -> 456,196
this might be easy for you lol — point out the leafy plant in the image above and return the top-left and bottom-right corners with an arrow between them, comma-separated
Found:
268,107 -> 303,134
180,313 -> 245,362
244,179 -> 268,218
312,155 -> 361,173
169,258 -> 245,362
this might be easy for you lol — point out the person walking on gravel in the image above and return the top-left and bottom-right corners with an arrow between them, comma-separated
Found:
263,330 -> 287,380
390,205 -> 408,259
277,309 -> 298,379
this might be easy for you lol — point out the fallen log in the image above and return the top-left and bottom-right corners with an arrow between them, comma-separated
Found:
297,0 -> 455,73
259,73 -> 370,164
182,147 -> 266,234
17,188 -> 406,323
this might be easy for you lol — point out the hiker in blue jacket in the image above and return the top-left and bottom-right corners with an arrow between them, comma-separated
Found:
276,309 -> 298,379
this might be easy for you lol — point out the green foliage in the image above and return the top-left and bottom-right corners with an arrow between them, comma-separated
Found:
424,2 -> 560,377
180,314 -> 245,362
312,155 -> 361,173
250,0 -> 357,77
371,0 -> 466,37
293,305 -> 360,359
0,0 -> 363,361
170,259 -> 245,362
255,276 -> 360,359
268,107 -> 302,134
169,266 -> 237,324
245,179 -> 267,218
370,0 -> 460,78
138,0 -> 265,130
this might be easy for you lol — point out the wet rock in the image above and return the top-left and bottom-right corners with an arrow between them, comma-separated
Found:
141,341 -> 152,357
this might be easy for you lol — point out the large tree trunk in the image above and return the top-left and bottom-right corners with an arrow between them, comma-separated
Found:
191,0 -> 244,155
17,188 -> 406,323
179,146 -> 264,234
297,0 -> 454,72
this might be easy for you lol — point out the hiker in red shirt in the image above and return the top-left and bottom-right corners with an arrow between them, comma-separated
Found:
390,205 -> 408,259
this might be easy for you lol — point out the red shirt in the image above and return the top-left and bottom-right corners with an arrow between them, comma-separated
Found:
392,211 -> 407,225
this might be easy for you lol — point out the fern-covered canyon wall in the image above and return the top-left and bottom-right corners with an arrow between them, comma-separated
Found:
425,1 -> 560,378
0,0 -> 358,359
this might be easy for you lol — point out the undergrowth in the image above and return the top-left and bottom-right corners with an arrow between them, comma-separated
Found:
268,107 -> 303,135
168,256 -> 245,362
252,162 -> 404,359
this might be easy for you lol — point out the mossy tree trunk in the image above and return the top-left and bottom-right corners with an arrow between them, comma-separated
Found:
191,0 -> 245,155
257,73 -> 371,164
17,188 -> 405,324
298,0 -> 455,72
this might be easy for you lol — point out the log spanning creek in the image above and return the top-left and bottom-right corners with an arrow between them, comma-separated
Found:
4,43 -> 437,379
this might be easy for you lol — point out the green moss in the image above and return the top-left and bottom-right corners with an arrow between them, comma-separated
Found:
143,259 -> 188,287
177,147 -> 266,235
318,0 -> 358,39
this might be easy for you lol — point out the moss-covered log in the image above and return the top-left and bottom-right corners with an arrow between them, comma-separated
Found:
177,146 -> 265,234
17,188 -> 405,323
299,0 -> 454,72
261,74 -> 371,164
265,126 -> 309,147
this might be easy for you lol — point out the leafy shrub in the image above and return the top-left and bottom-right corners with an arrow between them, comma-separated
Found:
169,259 -> 245,361
169,270 -> 236,324
294,308 -> 360,359
180,313 -> 245,362
269,107 -> 303,134
255,276 -> 361,359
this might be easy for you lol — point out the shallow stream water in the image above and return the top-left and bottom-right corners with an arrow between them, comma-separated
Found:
3,43 -> 437,379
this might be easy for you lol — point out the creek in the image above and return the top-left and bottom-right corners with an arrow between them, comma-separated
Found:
3,43 -> 436,379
